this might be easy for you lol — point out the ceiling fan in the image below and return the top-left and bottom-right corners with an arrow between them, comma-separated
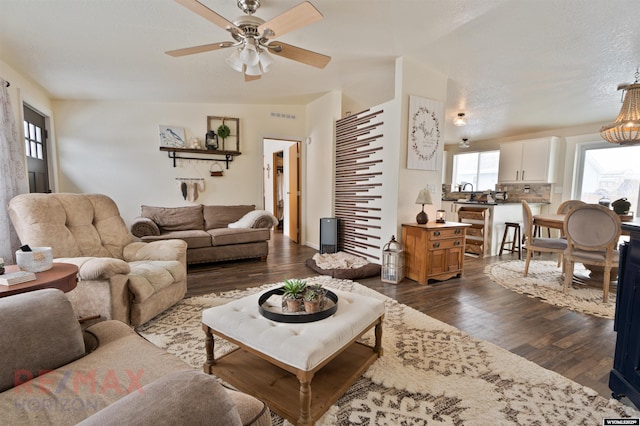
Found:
166,0 -> 331,81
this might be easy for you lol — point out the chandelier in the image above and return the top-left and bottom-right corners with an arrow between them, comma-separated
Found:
600,69 -> 640,145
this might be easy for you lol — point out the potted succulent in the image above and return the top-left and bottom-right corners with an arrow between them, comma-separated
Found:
282,279 -> 307,312
303,284 -> 327,313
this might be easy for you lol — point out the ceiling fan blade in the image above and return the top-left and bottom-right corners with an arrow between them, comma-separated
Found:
244,73 -> 261,82
258,1 -> 323,38
175,0 -> 239,32
269,41 -> 331,69
165,42 -> 230,57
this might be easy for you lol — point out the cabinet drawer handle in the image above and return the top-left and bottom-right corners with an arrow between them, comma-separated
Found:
454,240 -> 461,246
434,231 -> 441,236
433,242 -> 440,248
455,229 -> 461,234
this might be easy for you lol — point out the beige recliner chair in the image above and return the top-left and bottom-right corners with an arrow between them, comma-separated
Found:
8,193 -> 188,326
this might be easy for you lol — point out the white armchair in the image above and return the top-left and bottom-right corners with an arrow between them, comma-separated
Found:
8,193 -> 188,326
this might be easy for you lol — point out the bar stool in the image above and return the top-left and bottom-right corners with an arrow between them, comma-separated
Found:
499,222 -> 522,259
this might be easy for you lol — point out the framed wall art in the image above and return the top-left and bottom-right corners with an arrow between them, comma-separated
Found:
207,116 -> 240,153
406,96 -> 443,171
159,125 -> 186,148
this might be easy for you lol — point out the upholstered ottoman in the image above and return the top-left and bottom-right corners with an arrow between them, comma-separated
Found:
202,287 -> 385,425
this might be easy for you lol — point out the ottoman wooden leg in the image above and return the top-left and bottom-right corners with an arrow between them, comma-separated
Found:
297,372 -> 314,426
203,324 -> 216,373
374,315 -> 384,356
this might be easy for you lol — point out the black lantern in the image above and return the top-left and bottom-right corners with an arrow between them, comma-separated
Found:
205,130 -> 218,150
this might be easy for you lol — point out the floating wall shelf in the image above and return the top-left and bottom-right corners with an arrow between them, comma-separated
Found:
160,147 -> 241,169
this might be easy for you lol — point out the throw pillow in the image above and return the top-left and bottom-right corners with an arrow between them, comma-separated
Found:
228,210 -> 278,229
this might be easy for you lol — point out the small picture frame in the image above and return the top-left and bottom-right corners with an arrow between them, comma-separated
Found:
159,125 -> 186,148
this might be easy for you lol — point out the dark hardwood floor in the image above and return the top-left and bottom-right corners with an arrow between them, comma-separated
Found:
187,231 -> 616,400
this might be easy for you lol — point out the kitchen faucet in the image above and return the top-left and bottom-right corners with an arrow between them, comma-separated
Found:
462,182 -> 474,192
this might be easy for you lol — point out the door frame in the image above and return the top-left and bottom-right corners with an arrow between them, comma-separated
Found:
22,103 -> 53,193
263,138 -> 301,243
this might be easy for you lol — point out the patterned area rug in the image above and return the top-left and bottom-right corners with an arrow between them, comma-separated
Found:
485,260 -> 615,319
136,276 -> 637,425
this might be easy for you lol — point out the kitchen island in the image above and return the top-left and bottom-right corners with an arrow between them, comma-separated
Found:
444,201 -> 544,256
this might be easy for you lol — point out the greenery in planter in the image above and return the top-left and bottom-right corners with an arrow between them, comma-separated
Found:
282,279 -> 307,300
304,284 -> 326,301
303,284 -> 327,313
612,198 -> 631,215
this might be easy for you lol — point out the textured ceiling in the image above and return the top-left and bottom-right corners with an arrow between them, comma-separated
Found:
0,0 -> 639,144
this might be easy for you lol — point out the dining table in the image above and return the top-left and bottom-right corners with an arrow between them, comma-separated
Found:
532,213 -> 565,232
533,212 -> 633,235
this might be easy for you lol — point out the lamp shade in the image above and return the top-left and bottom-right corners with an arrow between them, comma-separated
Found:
415,188 -> 433,205
225,48 -> 244,73
259,49 -> 274,73
240,39 -> 259,66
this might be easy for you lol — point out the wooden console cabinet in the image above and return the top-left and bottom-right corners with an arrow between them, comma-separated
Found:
401,222 -> 471,285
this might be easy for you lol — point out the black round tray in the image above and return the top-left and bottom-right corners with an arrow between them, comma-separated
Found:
258,287 -> 338,323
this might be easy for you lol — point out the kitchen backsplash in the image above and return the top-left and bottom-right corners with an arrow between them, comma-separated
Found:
442,183 -> 552,204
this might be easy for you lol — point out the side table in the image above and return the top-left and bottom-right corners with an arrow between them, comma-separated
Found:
0,263 -> 78,298
402,222 -> 471,284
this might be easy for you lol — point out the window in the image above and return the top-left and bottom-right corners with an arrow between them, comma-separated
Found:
576,142 -> 640,214
452,150 -> 500,191
23,120 -> 44,160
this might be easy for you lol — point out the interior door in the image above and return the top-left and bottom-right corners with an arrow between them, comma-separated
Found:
23,105 -> 50,193
287,143 -> 300,243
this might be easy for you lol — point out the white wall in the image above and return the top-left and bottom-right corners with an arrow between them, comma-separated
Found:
304,91 -> 342,249
52,100 -> 307,227
394,57 -> 448,237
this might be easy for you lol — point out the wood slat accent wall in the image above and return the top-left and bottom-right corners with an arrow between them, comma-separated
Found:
335,109 -> 385,261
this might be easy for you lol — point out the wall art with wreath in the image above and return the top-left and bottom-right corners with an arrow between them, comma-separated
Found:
406,96 -> 444,171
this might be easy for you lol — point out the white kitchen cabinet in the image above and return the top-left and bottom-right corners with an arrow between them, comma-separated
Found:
441,201 -> 459,221
498,137 -> 560,183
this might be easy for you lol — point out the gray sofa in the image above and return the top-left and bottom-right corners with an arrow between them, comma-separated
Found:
131,205 -> 277,265
0,288 -> 271,426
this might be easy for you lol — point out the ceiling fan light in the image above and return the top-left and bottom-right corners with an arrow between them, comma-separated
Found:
259,49 -> 273,73
225,48 -> 244,73
453,113 -> 467,127
240,39 -> 260,66
245,63 -> 262,76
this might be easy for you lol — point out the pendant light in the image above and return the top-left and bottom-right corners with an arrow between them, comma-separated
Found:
600,68 -> 640,145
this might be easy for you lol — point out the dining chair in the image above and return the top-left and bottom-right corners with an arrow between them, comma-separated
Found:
556,200 -> 586,237
563,203 -> 621,303
557,199 -> 586,214
521,200 -> 568,276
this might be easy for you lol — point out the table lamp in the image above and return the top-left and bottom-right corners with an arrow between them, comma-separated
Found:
415,188 -> 432,224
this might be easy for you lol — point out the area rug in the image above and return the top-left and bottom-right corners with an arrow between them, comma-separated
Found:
136,276 -> 636,425
485,260 -> 615,319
